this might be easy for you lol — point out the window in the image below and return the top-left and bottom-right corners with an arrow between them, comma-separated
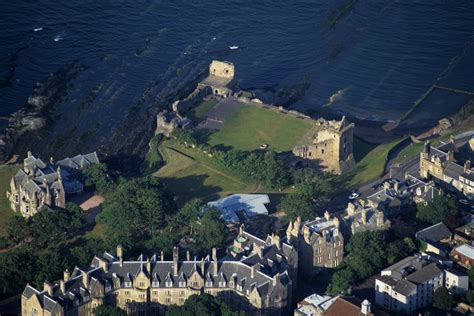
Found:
165,298 -> 171,304
15,195 -> 19,203
30,308 -> 38,316
206,281 -> 213,287
139,281 -> 145,287
166,281 -> 172,287
125,282 -> 132,288
179,281 -> 186,287
152,281 -> 159,287
179,298 -> 185,304
138,294 -> 145,299
219,281 -> 226,288
180,291 -> 185,296
125,291 -> 131,296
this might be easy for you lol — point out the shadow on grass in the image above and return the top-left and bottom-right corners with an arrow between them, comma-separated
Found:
159,174 -> 222,206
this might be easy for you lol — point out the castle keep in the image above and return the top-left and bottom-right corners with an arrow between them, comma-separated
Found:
292,116 -> 355,174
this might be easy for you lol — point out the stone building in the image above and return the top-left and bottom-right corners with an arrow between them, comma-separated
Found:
419,139 -> 474,198
22,231 -> 296,316
286,212 -> 344,276
292,116 -> 355,174
343,202 -> 390,235
7,151 -> 99,217
198,60 -> 235,97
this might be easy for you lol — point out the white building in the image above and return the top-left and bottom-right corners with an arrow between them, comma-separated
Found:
294,293 -> 337,316
375,256 -> 443,314
207,194 -> 270,223
444,268 -> 469,294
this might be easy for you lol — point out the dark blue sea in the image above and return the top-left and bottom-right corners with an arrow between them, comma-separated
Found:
1,0 -> 473,147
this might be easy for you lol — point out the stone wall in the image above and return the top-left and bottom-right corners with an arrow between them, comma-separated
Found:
209,60 -> 234,79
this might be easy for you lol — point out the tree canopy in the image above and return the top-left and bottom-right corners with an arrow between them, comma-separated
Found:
416,195 -> 459,227
93,305 -> 127,316
97,176 -> 176,247
432,287 -> 454,311
165,294 -> 248,316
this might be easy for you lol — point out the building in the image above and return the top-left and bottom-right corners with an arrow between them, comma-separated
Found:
375,256 -> 444,314
412,181 -> 444,205
444,268 -> 469,294
415,222 -> 453,256
322,297 -> 388,316
6,151 -> 99,218
198,60 -> 235,97
155,110 -> 192,137
23,229 -> 297,316
342,202 -> 390,235
207,194 -> 270,223
453,215 -> 474,246
451,244 -> 474,269
292,116 -> 355,174
294,294 -> 337,316
286,212 -> 344,276
365,177 -> 422,213
419,139 -> 474,198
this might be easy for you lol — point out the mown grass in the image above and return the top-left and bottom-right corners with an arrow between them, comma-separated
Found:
350,138 -> 403,186
205,105 -> 313,152
155,140 -> 256,205
393,133 -> 455,164
0,164 -> 19,236
187,99 -> 219,122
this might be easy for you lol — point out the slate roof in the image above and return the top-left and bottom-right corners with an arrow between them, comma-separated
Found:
57,152 -> 100,170
405,263 -> 442,284
416,222 -> 452,243
208,194 -> 270,223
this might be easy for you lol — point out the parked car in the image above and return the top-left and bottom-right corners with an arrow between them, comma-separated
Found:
349,192 -> 360,200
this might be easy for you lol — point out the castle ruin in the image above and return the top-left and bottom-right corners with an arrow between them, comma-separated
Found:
292,116 -> 355,174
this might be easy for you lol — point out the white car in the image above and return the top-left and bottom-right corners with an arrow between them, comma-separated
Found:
349,192 -> 360,200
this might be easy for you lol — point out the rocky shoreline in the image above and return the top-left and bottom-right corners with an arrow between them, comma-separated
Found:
0,63 -> 86,163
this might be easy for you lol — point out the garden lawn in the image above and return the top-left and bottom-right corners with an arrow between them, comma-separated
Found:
350,138 -> 403,186
0,164 -> 19,236
205,105 -> 313,152
187,99 -> 218,122
154,140 -> 255,205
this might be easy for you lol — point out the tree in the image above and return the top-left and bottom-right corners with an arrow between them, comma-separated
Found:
278,192 -> 314,220
466,290 -> 474,305
192,208 -> 226,255
468,267 -> 474,289
178,198 -> 204,236
345,231 -> 386,279
432,287 -> 454,311
416,195 -> 459,227
327,268 -> 355,295
84,163 -> 112,194
93,305 -> 127,316
97,177 -> 176,247
165,294 -> 247,316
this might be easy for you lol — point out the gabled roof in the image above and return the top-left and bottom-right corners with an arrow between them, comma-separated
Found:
416,222 -> 452,243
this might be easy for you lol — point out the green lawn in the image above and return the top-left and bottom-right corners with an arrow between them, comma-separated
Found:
0,165 -> 19,236
350,138 -> 404,186
393,133 -> 455,164
155,140 -> 256,205
187,99 -> 219,122
205,105 -> 313,152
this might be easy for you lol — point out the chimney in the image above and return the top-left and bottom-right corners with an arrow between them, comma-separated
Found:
63,269 -> 70,282
82,271 -> 89,288
43,282 -> 53,296
60,280 -> 66,294
376,211 -> 385,227
447,150 -> 454,162
272,273 -> 281,286
173,247 -> 179,276
27,151 -> 32,158
253,243 -> 264,258
98,257 -> 108,272
361,299 -> 371,315
251,264 -> 259,279
361,209 -> 367,224
49,157 -> 54,165
117,244 -> 123,266
146,258 -> 151,273
272,234 -> 281,250
160,250 -> 164,261
239,224 -> 245,235
200,258 -> 205,274
465,160 -> 471,172
347,202 -> 356,216
324,210 -> 331,221
333,217 -> 340,229
186,250 -> 190,261
303,225 -> 311,242
394,181 -> 399,192
212,248 -> 218,277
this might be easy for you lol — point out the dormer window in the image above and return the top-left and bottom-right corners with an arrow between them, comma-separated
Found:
152,281 -> 159,287
206,281 -> 213,287
125,281 -> 132,288
105,284 -> 112,292
179,281 -> 186,288
166,281 -> 172,288
219,281 -> 226,288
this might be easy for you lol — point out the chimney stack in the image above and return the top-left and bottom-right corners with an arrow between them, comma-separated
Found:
273,273 -> 281,286
173,247 -> 179,276
253,243 -> 264,258
82,271 -> 89,288
201,258 -> 205,274
361,209 -> 367,225
43,282 -> 53,296
60,280 -> 66,294
63,269 -> 70,282
186,250 -> 190,261
117,244 -> 123,266
251,264 -> 259,279
212,248 -> 218,276
160,250 -> 164,262
324,210 -> 331,221
146,258 -> 151,273
272,234 -> 281,250
465,160 -> 471,172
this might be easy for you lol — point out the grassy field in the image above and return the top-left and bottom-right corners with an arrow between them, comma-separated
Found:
204,105 -> 313,152
0,165 -> 19,236
393,133 -> 455,164
350,138 -> 403,186
155,140 -> 256,205
187,99 -> 218,122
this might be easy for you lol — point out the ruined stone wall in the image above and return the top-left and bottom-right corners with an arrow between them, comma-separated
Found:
172,85 -> 211,115
209,60 -> 234,79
